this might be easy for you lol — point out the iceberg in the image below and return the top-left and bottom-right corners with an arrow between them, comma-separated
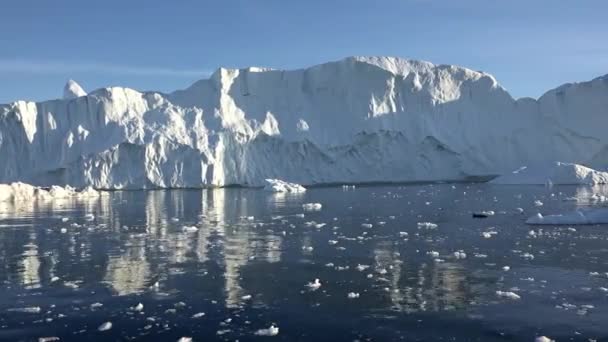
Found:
491,162 -> 608,185
526,209 -> 608,225
1,56 -> 607,189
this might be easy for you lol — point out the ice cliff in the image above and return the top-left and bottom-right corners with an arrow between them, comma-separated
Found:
1,56 -> 607,189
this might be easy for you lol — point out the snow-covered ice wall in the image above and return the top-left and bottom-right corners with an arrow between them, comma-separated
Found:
1,56 -> 607,189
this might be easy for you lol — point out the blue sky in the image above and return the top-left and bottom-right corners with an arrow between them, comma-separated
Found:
0,0 -> 606,103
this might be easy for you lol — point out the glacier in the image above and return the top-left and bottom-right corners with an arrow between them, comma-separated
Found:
1,56 -> 607,189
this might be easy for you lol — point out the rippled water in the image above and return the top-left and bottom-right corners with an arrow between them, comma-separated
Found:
1,184 -> 608,341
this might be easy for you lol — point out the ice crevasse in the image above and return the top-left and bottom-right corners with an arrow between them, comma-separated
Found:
1,56 -> 607,189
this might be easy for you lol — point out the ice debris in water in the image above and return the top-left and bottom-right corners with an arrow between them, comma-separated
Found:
255,324 -> 279,336
131,303 -> 144,312
347,292 -> 360,299
534,200 -> 544,207
263,179 -> 306,193
177,338 -> 193,342
472,211 -> 495,218
98,321 -> 113,331
361,223 -> 373,229
192,312 -> 206,318
182,225 -> 198,233
302,203 -> 322,211
8,306 -> 41,313
453,251 -> 467,259
306,278 -> 322,290
496,291 -> 521,300
417,222 -> 438,229
535,336 -> 554,342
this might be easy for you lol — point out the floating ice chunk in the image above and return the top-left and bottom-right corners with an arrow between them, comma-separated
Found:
356,264 -> 370,272
427,251 -> 440,258
535,336 -> 554,342
38,337 -> 60,342
182,225 -> 199,233
84,213 -> 95,221
496,291 -> 521,300
521,253 -> 535,260
98,321 -> 112,331
328,240 -> 338,245
177,338 -> 193,342
264,179 -> 306,193
515,208 -> 524,213
241,295 -> 252,300
306,278 -> 322,290
302,203 -> 322,211
482,231 -> 498,238
90,302 -> 103,309
453,251 -> 467,259
255,324 -> 279,336
8,306 -> 41,313
526,208 -> 608,225
347,292 -> 360,299
399,232 -> 408,237
192,312 -> 206,318
417,222 -> 438,229
131,303 -> 144,312
534,200 -> 543,207
502,266 -> 510,271
361,223 -> 373,229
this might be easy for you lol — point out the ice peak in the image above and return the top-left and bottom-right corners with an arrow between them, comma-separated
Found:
63,79 -> 87,100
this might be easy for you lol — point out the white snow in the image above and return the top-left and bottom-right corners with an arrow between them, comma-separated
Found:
491,162 -> 608,185
63,79 -> 87,99
0,182 -> 102,202
526,209 -> 608,225
2,56 -> 607,189
263,179 -> 306,193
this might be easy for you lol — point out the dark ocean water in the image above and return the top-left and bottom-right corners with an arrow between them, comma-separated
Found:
1,184 -> 608,341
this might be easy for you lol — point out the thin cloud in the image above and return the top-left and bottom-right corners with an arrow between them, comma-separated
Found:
0,59 -> 212,77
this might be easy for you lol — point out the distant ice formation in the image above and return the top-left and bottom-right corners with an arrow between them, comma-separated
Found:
491,162 -> 608,185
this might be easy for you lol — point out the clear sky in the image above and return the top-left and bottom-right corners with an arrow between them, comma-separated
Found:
0,0 -> 606,103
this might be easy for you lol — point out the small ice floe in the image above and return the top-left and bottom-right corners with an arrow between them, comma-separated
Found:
84,213 -> 95,221
502,266 -> 511,271
515,207 -> 524,214
38,337 -> 60,342
534,200 -> 544,207
472,211 -> 495,218
427,251 -> 440,258
302,203 -> 322,211
90,302 -> 103,309
170,217 -> 180,223
453,251 -> 467,259
306,279 -> 322,291
314,223 -> 326,229
328,240 -> 338,245
325,263 -> 335,267
302,246 -> 314,252
131,303 -> 144,312
482,231 -> 498,239
356,264 -> 370,272
417,222 -> 438,229
98,321 -> 112,331
177,337 -> 193,342
241,295 -> 252,300
182,226 -> 198,233
521,253 -> 535,260
263,179 -> 306,193
60,228 -> 68,234
192,312 -> 206,318
361,223 -> 373,229
399,232 -> 408,237
8,306 -> 41,313
254,324 -> 279,336
496,291 -> 521,300
535,336 -> 554,342
61,217 -> 69,222
347,292 -> 360,299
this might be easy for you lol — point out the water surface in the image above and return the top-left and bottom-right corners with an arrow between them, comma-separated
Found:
1,184 -> 608,341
